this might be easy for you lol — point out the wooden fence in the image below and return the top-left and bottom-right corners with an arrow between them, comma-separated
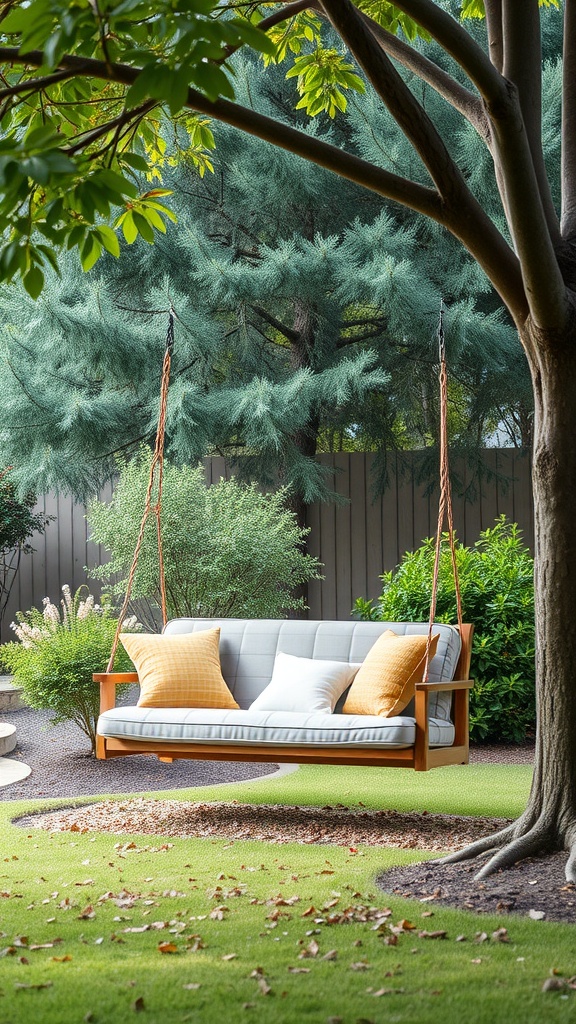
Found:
1,450 -> 533,639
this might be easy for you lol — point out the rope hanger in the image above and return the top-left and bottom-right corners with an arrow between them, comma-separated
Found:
104,301 -> 463,680
106,309 -> 174,674
422,300 -> 464,682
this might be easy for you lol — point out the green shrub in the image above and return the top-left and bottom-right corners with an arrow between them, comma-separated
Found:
1,586 -> 136,753
87,453 -> 323,620
354,516 -> 535,744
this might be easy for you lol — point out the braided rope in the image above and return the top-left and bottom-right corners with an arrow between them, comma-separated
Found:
422,303 -> 464,683
106,312 -> 174,673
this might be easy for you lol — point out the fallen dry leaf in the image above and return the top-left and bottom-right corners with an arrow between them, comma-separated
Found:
321,950 -> 338,961
14,981 -> 53,991
350,961 -> 370,971
371,987 -> 405,997
131,996 -> 145,1012
157,942 -> 178,954
257,977 -> 272,996
221,953 -> 237,961
288,967 -> 310,974
491,928 -> 509,943
418,931 -> 447,940
542,978 -> 566,992
182,983 -> 201,990
50,955 -> 72,962
528,909 -> 546,921
299,939 -> 320,959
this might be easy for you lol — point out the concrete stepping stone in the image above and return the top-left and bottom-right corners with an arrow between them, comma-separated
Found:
0,757 -> 31,787
0,723 -> 16,756
0,676 -> 24,712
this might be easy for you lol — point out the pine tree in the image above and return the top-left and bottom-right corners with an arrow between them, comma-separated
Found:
0,54 -> 529,515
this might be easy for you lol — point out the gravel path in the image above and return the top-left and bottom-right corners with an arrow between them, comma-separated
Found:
0,705 -> 278,800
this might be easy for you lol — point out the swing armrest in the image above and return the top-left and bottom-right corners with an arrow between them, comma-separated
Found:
93,672 -> 139,714
414,678 -> 474,692
414,678 -> 474,760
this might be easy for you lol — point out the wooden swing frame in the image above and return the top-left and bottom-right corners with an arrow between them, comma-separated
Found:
94,303 -> 474,772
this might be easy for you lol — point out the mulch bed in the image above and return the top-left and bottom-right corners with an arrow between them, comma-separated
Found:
14,799 -> 511,853
377,851 -> 576,924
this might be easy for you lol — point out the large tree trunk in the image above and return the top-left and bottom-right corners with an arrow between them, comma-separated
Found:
444,313 -> 576,880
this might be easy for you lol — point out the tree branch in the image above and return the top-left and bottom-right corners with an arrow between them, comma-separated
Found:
0,48 -> 444,221
222,0 -> 317,60
64,99 -> 157,155
561,0 -> 576,239
318,3 -> 528,320
354,9 -> 486,134
373,1 -> 565,330
321,0 -> 472,199
250,303 -> 300,343
484,0 -> 504,73
0,45 -> 528,321
0,67 -> 77,100
501,0 -> 560,245
374,0 -> 505,103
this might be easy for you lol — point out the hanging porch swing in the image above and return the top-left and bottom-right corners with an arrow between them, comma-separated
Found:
93,304 -> 473,771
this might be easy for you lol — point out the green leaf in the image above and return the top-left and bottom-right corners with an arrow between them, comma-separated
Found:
120,211 -> 138,244
94,170 -> 138,199
230,17 -> 278,57
23,265 -> 45,299
80,234 -> 102,272
132,211 -> 155,243
94,225 -> 120,257
120,152 -> 150,173
189,62 -> 235,103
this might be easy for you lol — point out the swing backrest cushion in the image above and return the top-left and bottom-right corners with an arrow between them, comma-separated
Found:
163,619 -> 461,721
341,630 -> 439,717
120,629 -> 239,710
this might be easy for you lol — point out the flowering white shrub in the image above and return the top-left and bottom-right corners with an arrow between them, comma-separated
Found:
2,585 -> 140,753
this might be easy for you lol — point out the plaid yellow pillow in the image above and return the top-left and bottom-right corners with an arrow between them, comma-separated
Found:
342,630 -> 439,717
120,629 -> 239,710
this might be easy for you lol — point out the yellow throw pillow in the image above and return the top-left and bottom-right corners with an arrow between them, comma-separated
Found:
120,629 -> 239,710
342,630 -> 439,718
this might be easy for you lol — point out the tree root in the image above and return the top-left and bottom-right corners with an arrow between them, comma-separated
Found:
473,823 -> 551,879
563,827 -> 576,883
431,815 -> 562,880
435,821 -> 519,867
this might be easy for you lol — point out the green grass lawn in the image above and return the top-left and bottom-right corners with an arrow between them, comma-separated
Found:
1,761 -> 574,1024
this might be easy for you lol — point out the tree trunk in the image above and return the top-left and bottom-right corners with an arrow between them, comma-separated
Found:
444,313 -> 576,880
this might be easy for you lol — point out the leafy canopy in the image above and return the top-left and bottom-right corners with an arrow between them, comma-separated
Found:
0,0 -> 558,297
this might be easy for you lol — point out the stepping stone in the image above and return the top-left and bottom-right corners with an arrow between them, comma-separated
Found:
0,757 -> 31,787
0,676 -> 24,712
0,723 -> 16,756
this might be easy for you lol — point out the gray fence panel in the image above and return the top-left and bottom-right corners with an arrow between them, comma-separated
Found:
1,450 -> 534,639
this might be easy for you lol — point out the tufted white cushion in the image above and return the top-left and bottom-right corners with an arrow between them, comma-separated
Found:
249,653 -> 358,714
98,706 -> 455,749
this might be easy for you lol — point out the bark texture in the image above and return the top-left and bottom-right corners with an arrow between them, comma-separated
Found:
444,308 -> 576,880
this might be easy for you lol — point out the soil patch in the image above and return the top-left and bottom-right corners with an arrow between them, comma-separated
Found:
378,852 -> 576,924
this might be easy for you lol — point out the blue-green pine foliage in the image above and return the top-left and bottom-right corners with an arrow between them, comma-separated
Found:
0,48 -> 540,502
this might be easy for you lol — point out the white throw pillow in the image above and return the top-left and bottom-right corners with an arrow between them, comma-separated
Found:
249,653 -> 359,714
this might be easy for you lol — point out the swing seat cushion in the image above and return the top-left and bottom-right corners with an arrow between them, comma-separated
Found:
342,629 -> 439,718
96,705 -> 455,749
119,628 -> 239,710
